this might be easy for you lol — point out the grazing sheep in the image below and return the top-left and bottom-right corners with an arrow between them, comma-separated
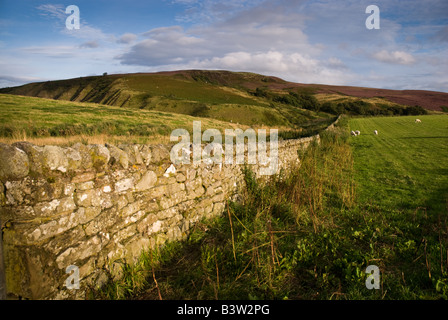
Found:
351,130 -> 356,136
355,130 -> 360,135
374,130 -> 378,135
415,119 -> 422,123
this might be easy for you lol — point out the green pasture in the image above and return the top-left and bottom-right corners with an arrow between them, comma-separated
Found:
349,115 -> 448,215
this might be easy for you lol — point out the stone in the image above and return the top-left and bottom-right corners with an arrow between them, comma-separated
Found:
82,206 -> 102,223
139,145 -> 152,165
75,181 -> 94,191
55,235 -> 103,269
115,178 -> 134,193
166,226 -> 182,241
33,199 -> 60,217
43,226 -> 85,256
121,201 -> 140,217
113,225 -> 137,244
193,186 -> 205,199
159,190 -> 187,209
212,193 -> 225,203
158,207 -> 177,220
175,173 -> 186,182
211,202 -> 226,217
149,220 -> 163,234
117,195 -> 128,210
186,168 -> 197,180
12,142 -> 46,175
88,144 -> 110,170
131,145 -> 143,164
58,196 -> 77,213
64,147 -> 82,170
0,143 -> 30,180
42,145 -> 68,172
123,210 -> 146,226
32,196 -> 76,218
171,190 -> 187,205
71,143 -> 93,169
136,213 -> 158,234
167,182 -> 185,195
75,189 -> 101,207
64,183 -> 75,196
106,144 -> 129,169
147,185 -> 167,199
71,171 -> 95,184
122,236 -> 151,264
150,145 -> 170,164
118,144 -> 140,165
135,171 -> 157,191
100,194 -> 113,209
185,177 -> 203,195
4,180 -> 32,204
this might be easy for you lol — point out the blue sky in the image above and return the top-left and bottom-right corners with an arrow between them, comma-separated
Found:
1,0 -> 447,92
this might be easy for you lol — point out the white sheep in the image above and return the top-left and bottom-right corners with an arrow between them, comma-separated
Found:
415,119 -> 422,123
355,130 -> 360,135
351,130 -> 356,136
374,130 -> 378,135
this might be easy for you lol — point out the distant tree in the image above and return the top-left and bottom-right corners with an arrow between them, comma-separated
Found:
103,72 -> 108,76
405,105 -> 427,115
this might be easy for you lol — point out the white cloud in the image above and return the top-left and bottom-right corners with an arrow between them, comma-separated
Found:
117,33 -> 137,44
372,50 -> 416,65
36,4 -> 66,20
118,1 -> 315,68
0,75 -> 43,88
325,57 -> 348,70
80,40 -> 100,49
117,1 -> 354,85
37,3 -> 112,42
118,26 -> 207,65
21,45 -> 78,58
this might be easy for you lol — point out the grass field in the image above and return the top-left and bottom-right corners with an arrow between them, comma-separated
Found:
125,74 -> 265,106
0,93 -> 335,146
349,115 -> 448,214
0,93 -> 255,145
90,115 -> 448,300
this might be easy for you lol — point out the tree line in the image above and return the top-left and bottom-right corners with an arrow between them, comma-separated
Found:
251,87 -> 427,116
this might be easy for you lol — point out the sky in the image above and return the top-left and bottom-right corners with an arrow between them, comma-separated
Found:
0,0 -> 447,92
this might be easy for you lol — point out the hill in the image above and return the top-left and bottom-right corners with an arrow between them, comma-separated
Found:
0,71 -> 332,128
0,93 -> 337,146
1,70 -> 446,124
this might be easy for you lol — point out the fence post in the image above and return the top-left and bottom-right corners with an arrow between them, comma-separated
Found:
0,218 -> 6,300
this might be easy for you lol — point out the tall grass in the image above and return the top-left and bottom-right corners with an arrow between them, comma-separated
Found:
90,122 -> 447,300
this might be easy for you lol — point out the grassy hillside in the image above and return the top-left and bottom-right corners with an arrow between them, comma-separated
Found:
0,71 -> 331,128
2,69 -> 444,138
0,93 -> 254,146
4,69 -> 438,129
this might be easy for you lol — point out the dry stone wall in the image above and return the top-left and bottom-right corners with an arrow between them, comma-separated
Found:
0,121 -> 340,299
